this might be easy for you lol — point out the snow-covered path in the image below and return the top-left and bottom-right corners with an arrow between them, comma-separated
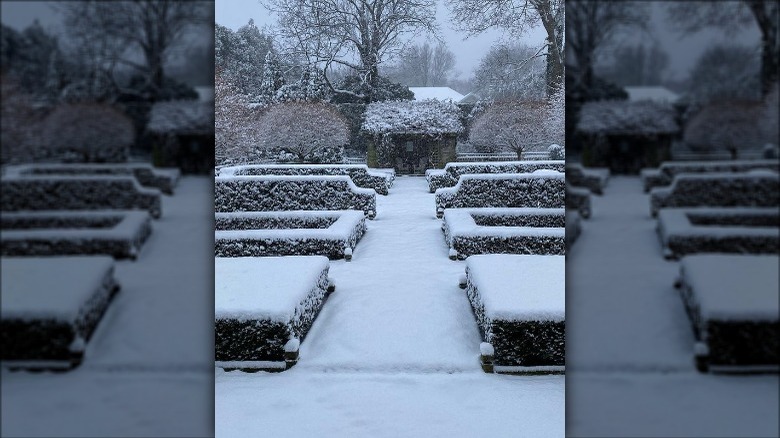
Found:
216,176 -> 565,437
566,176 -> 779,437
300,176 -> 480,371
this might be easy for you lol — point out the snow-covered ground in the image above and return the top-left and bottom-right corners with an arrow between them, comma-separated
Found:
2,177 -> 214,437
216,176 -> 565,437
566,176 -> 779,437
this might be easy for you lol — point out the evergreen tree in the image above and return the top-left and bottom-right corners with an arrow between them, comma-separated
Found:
259,51 -> 285,98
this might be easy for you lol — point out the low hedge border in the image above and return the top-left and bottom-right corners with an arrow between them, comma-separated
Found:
215,210 -> 366,260
642,159 -> 780,193
656,207 -> 779,259
1,256 -> 120,370
1,175 -> 162,218
566,211 -> 582,250
442,208 -> 565,260
5,163 -> 180,195
566,186 -> 591,219
566,163 -> 608,195
215,256 -> 331,371
215,175 -> 377,219
434,171 -> 565,218
649,171 -> 780,217
218,164 -> 392,195
1,210 -> 153,259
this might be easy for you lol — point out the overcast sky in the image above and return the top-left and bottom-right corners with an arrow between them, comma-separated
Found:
215,0 -> 548,82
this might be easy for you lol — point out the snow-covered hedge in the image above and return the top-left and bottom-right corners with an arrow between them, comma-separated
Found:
0,256 -> 120,370
657,207 -> 779,259
566,186 -> 592,219
677,254 -> 779,372
465,255 -> 565,369
362,99 -> 463,136
566,211 -> 582,250
442,208 -> 565,260
431,160 -> 566,192
566,163 -> 609,195
218,164 -> 391,195
641,159 -> 780,193
1,176 -> 163,219
1,210 -> 152,260
4,163 -> 180,195
214,210 -> 366,260
434,171 -> 565,218
215,256 -> 331,371
649,171 -> 780,217
425,169 -> 456,193
214,175 -> 377,219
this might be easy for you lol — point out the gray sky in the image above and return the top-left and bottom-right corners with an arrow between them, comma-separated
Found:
1,1 -> 61,32
215,0 -> 548,82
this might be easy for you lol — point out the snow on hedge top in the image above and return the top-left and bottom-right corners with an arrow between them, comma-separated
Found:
467,254 -> 564,322
682,254 -> 778,321
148,100 -> 214,135
577,100 -> 678,135
409,87 -> 465,102
1,256 -> 114,321
215,256 -> 329,323
362,99 -> 463,135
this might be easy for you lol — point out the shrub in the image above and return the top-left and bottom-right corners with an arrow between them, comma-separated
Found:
40,103 -> 134,162
258,102 -> 348,163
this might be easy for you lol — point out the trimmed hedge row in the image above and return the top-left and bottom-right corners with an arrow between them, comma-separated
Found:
566,186 -> 591,219
425,169 -> 455,193
649,171 -> 780,217
677,255 -> 779,372
0,256 -> 120,370
214,175 -> 377,219
566,211 -> 582,250
434,172 -> 565,218
442,208 -> 565,260
214,211 -> 366,259
1,176 -> 162,218
218,164 -> 392,195
464,255 -> 565,368
426,160 -> 566,192
1,210 -> 153,259
657,207 -> 779,259
641,159 -> 780,193
566,163 -> 608,195
5,163 -> 180,195
215,257 -> 331,370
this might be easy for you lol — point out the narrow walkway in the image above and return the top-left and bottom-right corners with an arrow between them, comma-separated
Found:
299,176 -> 482,372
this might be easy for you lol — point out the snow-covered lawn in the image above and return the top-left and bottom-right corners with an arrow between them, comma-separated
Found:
566,176 -> 779,437
1,177 -> 214,437
216,176 -> 564,437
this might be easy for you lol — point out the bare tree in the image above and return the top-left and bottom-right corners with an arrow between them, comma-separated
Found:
448,0 -> 565,95
58,0 -> 212,101
686,43 -> 761,105
472,43 -> 547,100
385,42 -> 456,86
263,0 -> 438,100
469,100 -> 549,158
257,102 -> 349,163
566,0 -> 649,90
598,42 -> 670,86
667,0 -> 778,95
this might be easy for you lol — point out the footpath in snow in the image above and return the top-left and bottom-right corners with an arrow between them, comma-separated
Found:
2,177 -> 214,438
216,176 -> 564,437
565,176 -> 779,437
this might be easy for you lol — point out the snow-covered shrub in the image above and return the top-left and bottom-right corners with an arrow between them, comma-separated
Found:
657,207 -> 779,259
566,211 -> 582,250
442,208 -> 565,260
0,257 -> 118,368
214,175 -> 376,218
215,256 -> 330,369
257,102 -> 348,163
577,100 -> 678,136
1,210 -> 152,259
39,103 -> 134,163
649,172 -> 780,217
547,144 -> 564,160
469,100 -> 549,158
0,75 -> 44,165
331,74 -> 414,104
677,254 -> 779,371
1,176 -> 162,218
435,172 -> 565,218
443,160 -> 565,184
5,163 -> 180,195
218,164 -> 391,195
214,210 -> 366,259
215,74 -> 266,166
642,160 -> 780,192
425,169 -> 456,193
565,163 -> 607,195
362,99 -> 464,136
566,186 -> 591,219
464,255 -> 565,368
